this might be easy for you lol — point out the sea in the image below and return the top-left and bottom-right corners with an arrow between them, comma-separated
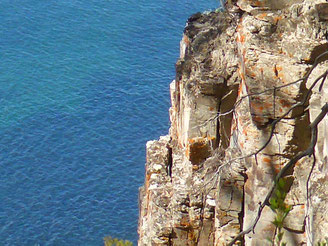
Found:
0,1 -> 220,245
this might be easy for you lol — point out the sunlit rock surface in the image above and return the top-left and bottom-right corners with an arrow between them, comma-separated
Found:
138,0 -> 328,245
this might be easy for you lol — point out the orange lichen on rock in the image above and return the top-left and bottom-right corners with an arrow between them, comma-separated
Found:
273,15 -> 283,24
207,136 -> 216,142
279,98 -> 292,108
242,127 -> 248,136
275,65 -> 283,72
237,82 -> 243,96
273,164 -> 282,174
239,34 -> 246,43
188,138 -> 195,144
262,157 -> 272,164
250,101 -> 265,114
257,12 -> 268,20
185,147 -> 189,157
239,70 -> 246,81
187,138 -> 211,165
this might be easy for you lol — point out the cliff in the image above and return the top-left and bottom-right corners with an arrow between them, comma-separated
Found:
138,0 -> 328,245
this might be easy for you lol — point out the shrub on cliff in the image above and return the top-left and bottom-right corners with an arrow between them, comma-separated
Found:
103,236 -> 133,246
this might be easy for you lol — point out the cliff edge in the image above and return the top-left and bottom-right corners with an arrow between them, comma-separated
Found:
138,0 -> 328,245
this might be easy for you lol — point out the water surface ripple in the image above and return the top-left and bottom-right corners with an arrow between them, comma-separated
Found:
0,1 -> 219,245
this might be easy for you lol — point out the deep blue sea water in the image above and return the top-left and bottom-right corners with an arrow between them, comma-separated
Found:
0,1 -> 220,245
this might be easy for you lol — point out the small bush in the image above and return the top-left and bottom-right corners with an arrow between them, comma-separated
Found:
103,236 -> 133,246
268,178 -> 292,246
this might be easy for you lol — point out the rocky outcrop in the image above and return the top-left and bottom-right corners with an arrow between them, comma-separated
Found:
138,0 -> 328,245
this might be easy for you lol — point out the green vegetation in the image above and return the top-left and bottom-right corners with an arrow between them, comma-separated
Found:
268,178 -> 292,246
103,236 -> 133,246
317,238 -> 328,246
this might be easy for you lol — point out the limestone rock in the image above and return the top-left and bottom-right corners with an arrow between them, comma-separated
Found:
138,1 -> 328,245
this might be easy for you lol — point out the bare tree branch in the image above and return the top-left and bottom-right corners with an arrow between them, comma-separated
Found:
196,49 -> 328,245
208,51 -> 328,245
195,51 -> 328,139
305,152 -> 316,246
227,103 -> 328,246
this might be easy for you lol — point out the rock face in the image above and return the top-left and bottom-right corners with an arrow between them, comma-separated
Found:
138,0 -> 328,245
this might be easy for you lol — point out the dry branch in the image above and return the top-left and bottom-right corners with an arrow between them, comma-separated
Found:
225,51 -> 328,245
227,103 -> 328,246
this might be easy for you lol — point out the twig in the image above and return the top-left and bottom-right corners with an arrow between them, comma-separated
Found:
305,152 -> 316,246
227,103 -> 328,246
203,62 -> 328,191
183,51 -> 328,142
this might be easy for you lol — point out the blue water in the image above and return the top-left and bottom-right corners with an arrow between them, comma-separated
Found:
0,1 -> 219,245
